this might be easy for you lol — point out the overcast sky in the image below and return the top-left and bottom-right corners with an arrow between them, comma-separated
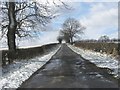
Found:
0,0 -> 119,48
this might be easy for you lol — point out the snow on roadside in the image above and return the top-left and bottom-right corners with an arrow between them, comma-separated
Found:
0,45 -> 60,89
67,44 -> 119,79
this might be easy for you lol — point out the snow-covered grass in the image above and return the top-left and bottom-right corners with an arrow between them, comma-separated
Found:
0,45 -> 60,89
0,48 -> 8,51
0,42 -> 58,50
67,44 -> 119,79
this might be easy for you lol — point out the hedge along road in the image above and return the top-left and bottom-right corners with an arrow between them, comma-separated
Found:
19,44 -> 118,88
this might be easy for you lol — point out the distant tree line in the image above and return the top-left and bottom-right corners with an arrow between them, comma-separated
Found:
75,35 -> 120,43
76,39 -> 120,43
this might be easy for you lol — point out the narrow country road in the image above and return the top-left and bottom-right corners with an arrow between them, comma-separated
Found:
19,44 -> 118,88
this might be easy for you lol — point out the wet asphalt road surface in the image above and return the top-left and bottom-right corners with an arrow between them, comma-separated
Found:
19,44 -> 118,88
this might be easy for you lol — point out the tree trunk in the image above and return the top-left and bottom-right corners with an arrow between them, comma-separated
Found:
7,2 -> 17,52
7,2 -> 17,63
70,37 -> 73,43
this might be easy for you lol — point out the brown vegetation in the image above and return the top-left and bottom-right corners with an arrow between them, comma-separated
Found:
74,42 -> 119,59
1,43 -> 58,66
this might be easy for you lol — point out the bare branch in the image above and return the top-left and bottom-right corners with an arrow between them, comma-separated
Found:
61,18 -> 86,43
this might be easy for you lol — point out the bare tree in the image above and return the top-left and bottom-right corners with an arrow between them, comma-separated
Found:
0,0 -> 69,52
59,30 -> 70,43
0,1 -> 52,52
61,18 -> 85,43
0,0 -> 70,63
98,35 -> 110,42
57,36 -> 63,44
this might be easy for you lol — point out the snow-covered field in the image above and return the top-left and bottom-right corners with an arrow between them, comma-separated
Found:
68,44 -> 119,79
0,45 -> 60,89
0,42 -> 58,50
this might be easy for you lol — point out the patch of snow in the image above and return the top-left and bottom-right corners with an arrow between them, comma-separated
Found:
0,45 -> 60,89
0,42 -> 58,50
67,44 -> 119,79
0,48 -> 8,51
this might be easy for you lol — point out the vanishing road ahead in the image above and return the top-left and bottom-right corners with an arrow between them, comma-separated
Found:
19,44 -> 118,88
